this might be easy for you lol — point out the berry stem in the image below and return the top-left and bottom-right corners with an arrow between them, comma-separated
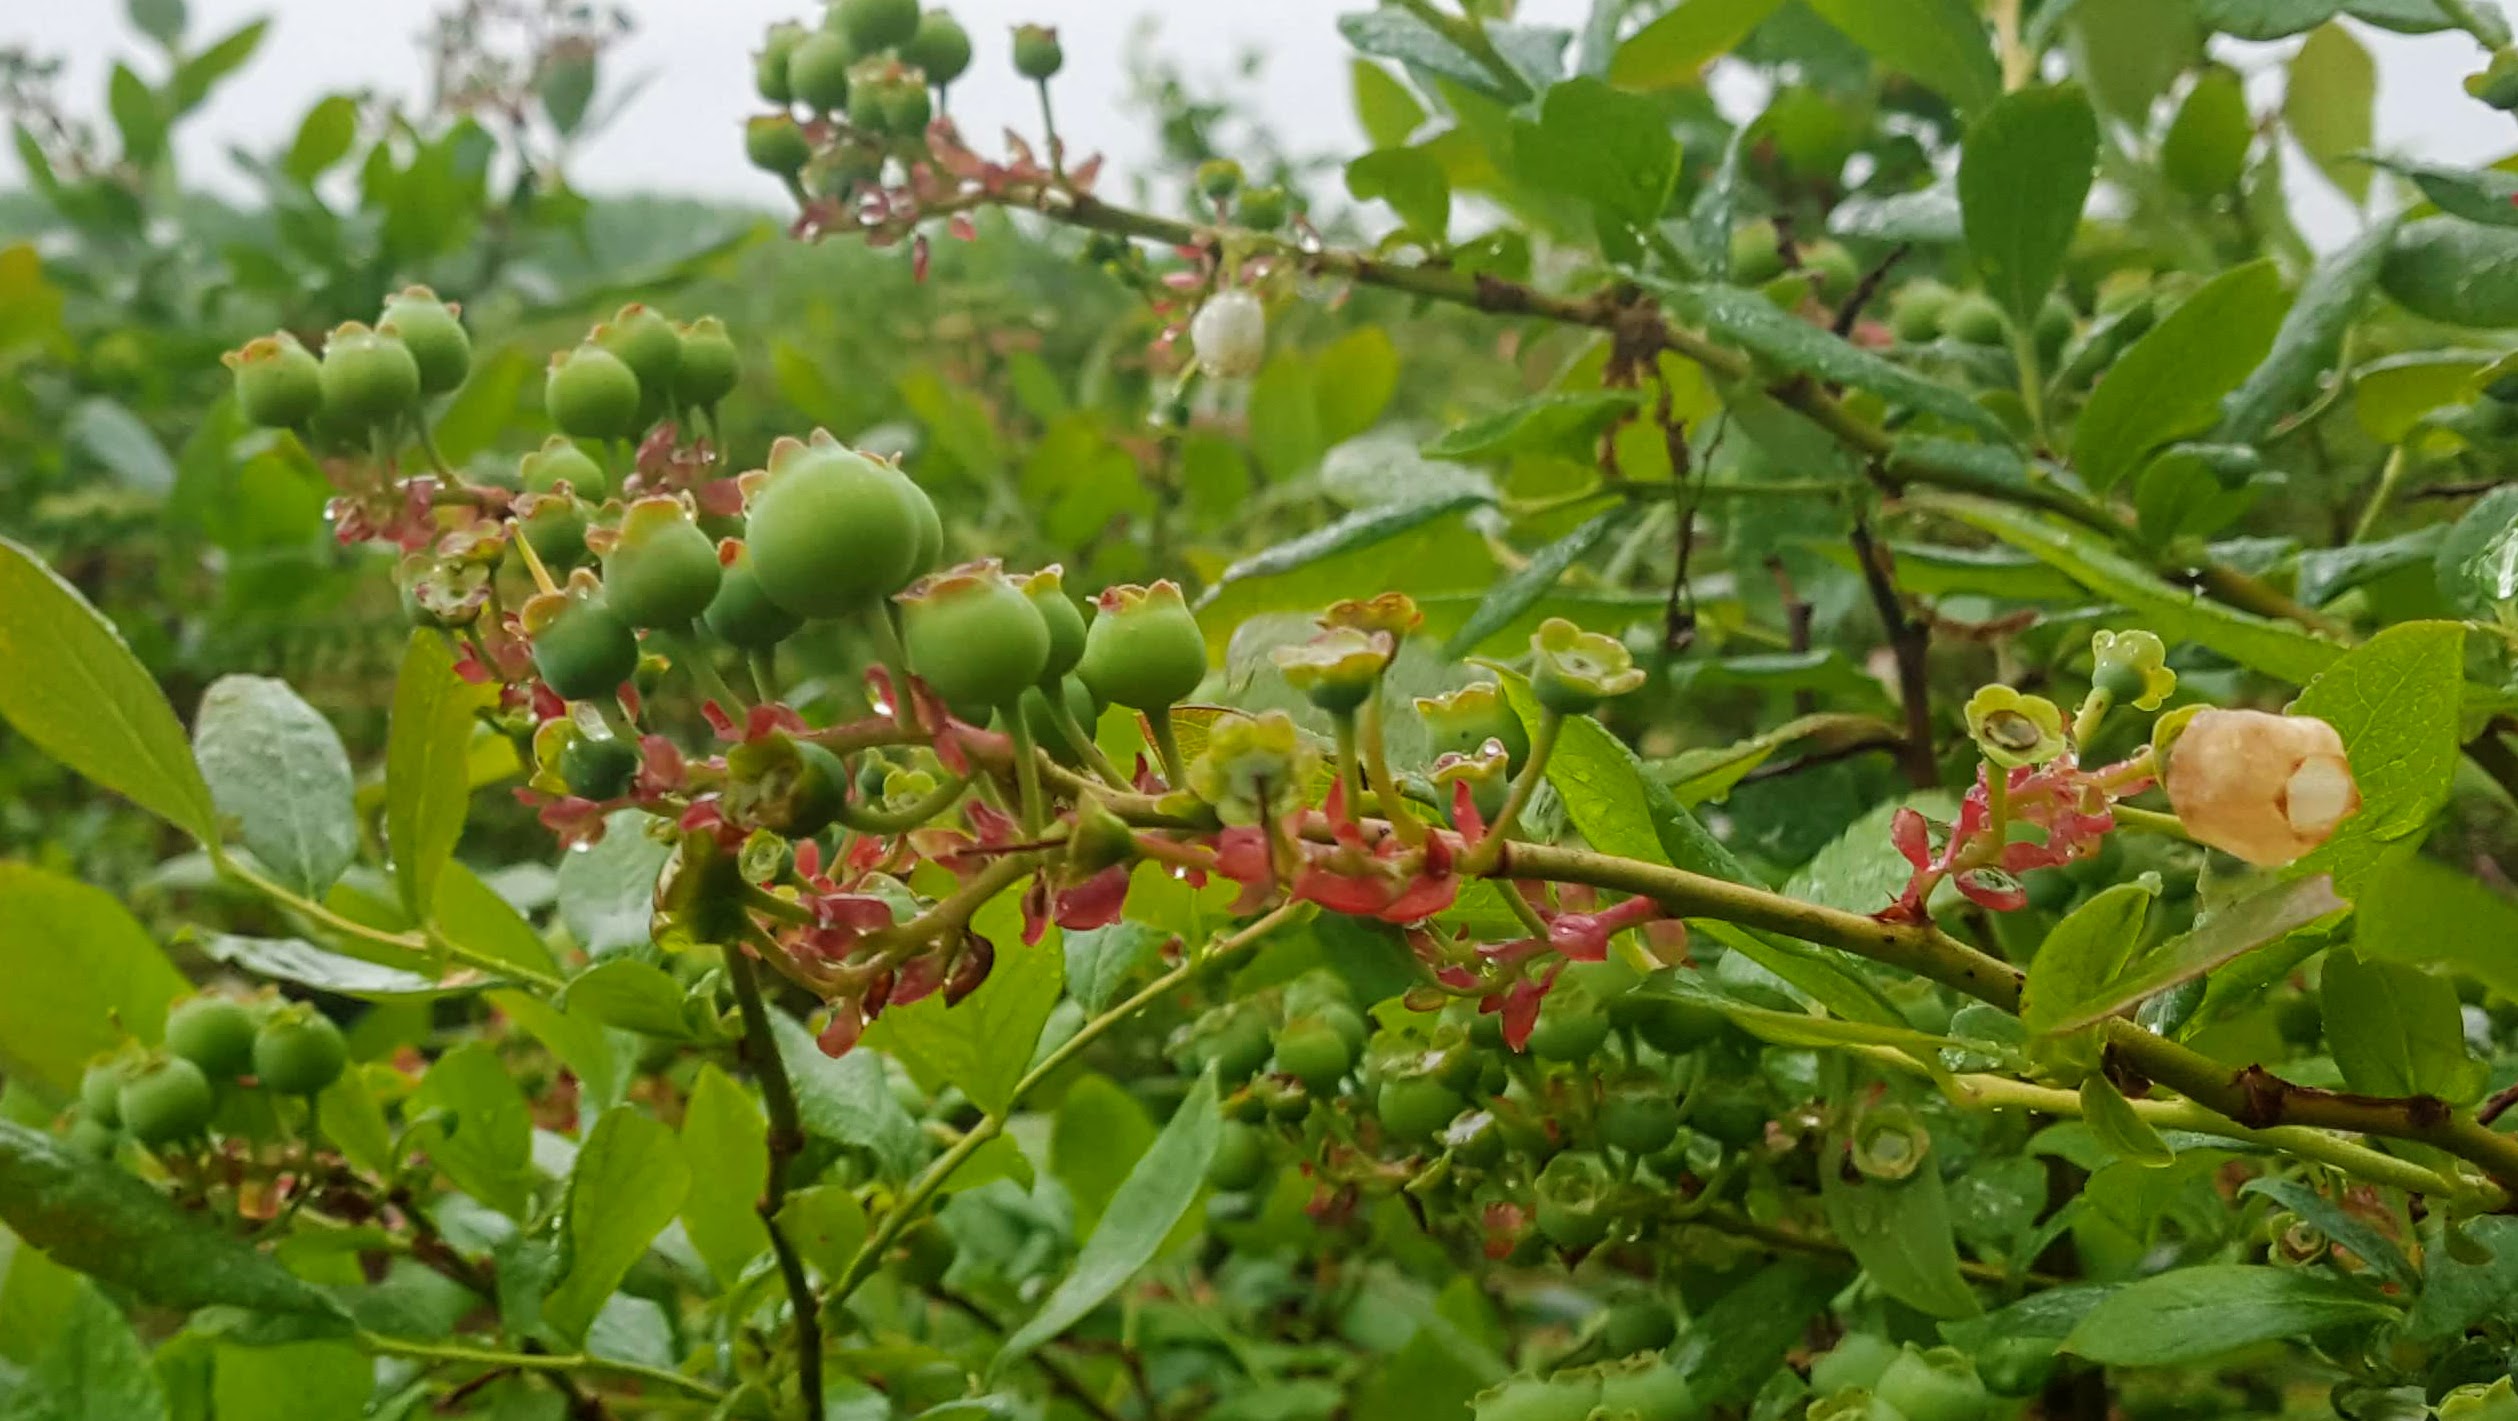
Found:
511,519 -> 561,597
1330,712 -> 1365,819
748,648 -> 780,706
1354,693 -> 1425,846
1004,701 -> 1047,834
1146,705 -> 1188,787
1042,693 -> 1129,788
1466,709 -> 1561,876
667,624 -> 747,716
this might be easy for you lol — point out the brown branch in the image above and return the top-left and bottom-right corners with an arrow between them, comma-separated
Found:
722,942 -> 824,1421
1850,515 -> 1940,790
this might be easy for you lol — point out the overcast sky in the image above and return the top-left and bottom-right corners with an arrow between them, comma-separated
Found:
6,0 -> 2510,245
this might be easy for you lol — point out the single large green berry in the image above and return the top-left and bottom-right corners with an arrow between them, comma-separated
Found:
546,343 -> 644,440
318,322 -> 422,429
560,734 -> 642,801
1377,1074 -> 1467,1144
67,1115 -> 119,1159
1690,1080 -> 1769,1149
900,561 -> 1051,713
904,10 -> 972,86
1533,1151 -> 1616,1249
1020,566 -> 1088,683
1974,1335 -> 2059,1399
379,286 -> 472,395
1077,582 -> 1207,711
1614,992 -> 1731,1056
1272,1014 -> 1354,1093
1598,1075 -> 1683,1156
165,994 -> 259,1080
224,333 -> 323,429
747,114 -> 814,175
726,736 -> 849,837
745,434 -> 925,616
788,29 -> 856,113
757,21 -> 807,104
674,317 -> 741,410
900,474 -> 944,576
1599,1297 -> 1677,1357
1471,1374 -> 1600,1421
1810,1333 -> 1901,1397
1729,218 -> 1786,284
1012,24 -> 1063,80
119,1058 -> 215,1147
81,1059 -> 129,1128
839,0 -> 921,51
602,498 -> 723,629
1206,1121 -> 1269,1191
599,304 -> 682,421
521,434 -> 608,500
530,585 -> 642,701
1595,1356 -> 1698,1421
881,78 -> 933,138
2035,292 -> 2077,366
1873,1346 -> 1991,1421
1940,292 -> 2009,347
703,542 -> 804,649
1802,240 -> 1859,303
1889,280 -> 1956,343
1235,185 -> 1290,230
252,1009 -> 348,1095
522,499 -> 591,570
1525,979 -> 1612,1062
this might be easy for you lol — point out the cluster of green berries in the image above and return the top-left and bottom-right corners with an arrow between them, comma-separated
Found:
747,1 -> 1030,180
1192,157 -> 1293,233
1807,1336 -> 2024,1420
223,286 -> 472,445
545,302 -> 742,441
72,992 -> 347,1154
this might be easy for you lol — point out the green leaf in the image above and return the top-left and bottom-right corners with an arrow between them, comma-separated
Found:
409,1042 -> 535,1219
1062,921 -> 1172,1016
678,1064 -> 770,1289
200,935 -> 473,1000
2032,876 -> 2345,1035
1641,277 -> 2013,441
2365,155 -> 2518,227
282,94 -> 359,185
543,1107 -> 691,1343
386,630 -> 497,920
1441,506 -> 1624,659
0,537 -> 218,840
434,860 -> 560,980
1352,60 -> 1426,148
0,1275 -> 164,1421
0,863 -> 187,1096
1423,390 -> 1643,462
2218,216 -> 2397,443
2357,853 -> 2518,999
771,1011 -> 925,1180
2072,259 -> 2290,492
1199,493 -> 1495,654
1314,325 -> 1402,446
66,397 -> 175,495
491,988 -> 635,1116
774,1185 -> 869,1276
1608,0 -> 1786,89
1912,492 -> 2345,684
106,64 -> 165,167
211,1340 -> 369,1421
128,0 -> 187,44
562,959 -> 694,1038
2079,1073 -> 2174,1167
1819,1140 -> 1980,1318
1669,1259 -> 1844,1405
1651,713 -> 1900,806
0,1120 -> 349,1324
2062,1264 -> 2395,1365
2235,1177 -> 2417,1289
555,810 -> 670,959
191,675 -> 357,900
2162,67 -> 2253,198
2020,882 -> 2155,1036
1338,9 -> 1526,102
1511,77 -> 1680,246
1806,0 -> 2000,114
2320,947 -> 2484,1103
1347,148 -> 1451,243
2196,0 -> 2344,37
1051,1074 -> 1159,1237
1959,84 -> 2099,333
865,891 -> 1062,1118
2289,621 -> 2465,895
317,1069 -> 395,1180
994,1069 -> 1221,1377
168,20 -> 267,114
2379,217 -> 2518,329
2284,23 -> 2375,205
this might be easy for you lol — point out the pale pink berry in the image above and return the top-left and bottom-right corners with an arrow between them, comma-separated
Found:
2164,709 -> 2361,867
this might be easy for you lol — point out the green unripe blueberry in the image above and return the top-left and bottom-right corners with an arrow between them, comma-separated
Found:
1235,185 -> 1290,230
2035,292 -> 2077,366
521,434 -> 607,500
1012,23 -> 1062,80
788,30 -> 856,112
1196,158 -> 1245,203
1524,980 -> 1612,1062
1615,992 -> 1731,1056
1596,1355 -> 1698,1421
67,1115 -> 119,1160
1018,679 -> 1101,765
1889,280 -> 1956,343
318,322 -> 423,429
1802,240 -> 1859,302
531,590 -> 642,702
1018,567 -> 1088,683
599,303 -> 681,416
839,0 -> 920,50
119,1058 -> 215,1147
165,994 -> 260,1080
602,498 -> 723,629
1377,1074 -> 1468,1144
674,317 -> 741,410
379,286 -> 471,395
1729,219 -> 1787,285
1076,581 -> 1208,710
1974,1335 -> 2059,1399
757,21 -> 807,104
81,1060 -> 129,1127
847,76 -> 890,133
1471,1373 -> 1600,1421
522,499 -> 591,570
746,434 -> 925,617
1599,1297 -> 1677,1357
1874,1346 -> 1992,1421
1207,1120 -> 1269,1190
747,114 -> 814,176
904,10 -> 972,86
703,542 -> 804,649
1940,292 -> 2009,347
559,733 -> 642,801
1598,1076 -> 1683,1156
1810,1333 -> 1902,1397
224,333 -> 323,429
546,343 -> 644,440
252,1009 -> 347,1095
1272,1014 -> 1354,1093
900,560 -> 1052,713
881,78 -> 933,138
1533,1151 -> 1616,1250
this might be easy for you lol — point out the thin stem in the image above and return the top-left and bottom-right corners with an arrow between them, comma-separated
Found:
1467,710 -> 1561,875
512,519 -> 560,597
749,649 -> 780,706
1005,702 -> 1047,834
1146,705 -> 1188,787
358,1333 -> 726,1403
1043,692 -> 1129,787
929,1288 -> 1125,1421
668,626 -> 746,714
2352,444 -> 2414,544
2108,804 -> 2195,842
1034,78 -> 1063,177
1331,712 -> 1366,817
1356,693 -> 1426,846
721,941 -> 823,1421
834,774 -> 972,836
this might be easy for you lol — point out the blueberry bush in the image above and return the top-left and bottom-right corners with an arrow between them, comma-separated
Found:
11,1 -> 2518,1419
